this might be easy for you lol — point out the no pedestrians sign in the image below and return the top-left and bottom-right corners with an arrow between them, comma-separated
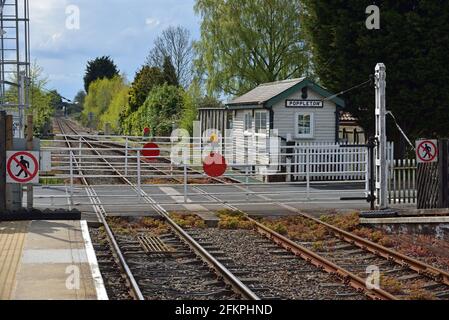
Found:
6,151 -> 40,184
416,140 -> 438,164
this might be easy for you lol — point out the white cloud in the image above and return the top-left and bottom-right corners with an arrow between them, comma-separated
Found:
145,18 -> 161,28
28,0 -> 200,98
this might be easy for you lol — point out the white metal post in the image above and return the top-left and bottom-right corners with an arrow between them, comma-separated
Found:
286,157 -> 291,183
78,137 -> 82,165
18,72 -> 25,138
245,166 -> 250,201
365,148 -> 370,197
306,148 -> 310,199
125,137 -> 128,176
183,164 -> 188,203
375,63 -> 388,209
69,151 -> 73,204
137,150 -> 141,202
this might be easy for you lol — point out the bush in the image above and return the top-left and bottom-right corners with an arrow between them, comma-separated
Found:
121,84 -> 184,136
83,76 -> 127,130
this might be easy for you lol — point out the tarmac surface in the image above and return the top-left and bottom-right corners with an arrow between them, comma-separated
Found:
32,182 -> 372,222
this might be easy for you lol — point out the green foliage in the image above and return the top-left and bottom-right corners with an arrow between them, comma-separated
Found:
31,88 -> 53,136
179,81 -> 201,134
100,86 -> 129,133
122,84 -> 184,136
83,76 -> 127,130
67,90 -> 85,115
302,1 -> 449,155
194,0 -> 309,96
163,56 -> 179,87
74,90 -> 86,108
83,56 -> 119,93
47,90 -> 63,110
4,62 -> 54,135
126,65 -> 165,116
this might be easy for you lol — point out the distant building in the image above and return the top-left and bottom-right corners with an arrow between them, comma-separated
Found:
198,78 -> 350,177
339,112 -> 366,144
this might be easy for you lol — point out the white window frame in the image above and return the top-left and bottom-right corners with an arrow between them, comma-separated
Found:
295,112 -> 315,139
244,111 -> 253,135
254,110 -> 268,136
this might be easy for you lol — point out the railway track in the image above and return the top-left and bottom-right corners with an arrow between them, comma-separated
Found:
55,118 -> 260,300
54,119 -> 388,299
55,118 -> 449,300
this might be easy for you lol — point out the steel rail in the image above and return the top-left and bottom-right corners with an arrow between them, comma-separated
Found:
243,189 -> 449,289
60,119 -> 260,301
56,119 -> 145,300
163,176 -> 397,300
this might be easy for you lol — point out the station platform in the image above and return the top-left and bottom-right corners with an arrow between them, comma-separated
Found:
0,220 -> 107,300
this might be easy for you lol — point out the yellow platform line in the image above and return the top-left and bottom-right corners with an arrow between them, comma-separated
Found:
0,222 -> 29,300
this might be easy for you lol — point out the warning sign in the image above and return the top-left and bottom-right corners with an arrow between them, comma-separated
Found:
6,151 -> 40,184
416,140 -> 438,164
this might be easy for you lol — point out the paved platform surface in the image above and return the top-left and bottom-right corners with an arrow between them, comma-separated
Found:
0,220 -> 107,300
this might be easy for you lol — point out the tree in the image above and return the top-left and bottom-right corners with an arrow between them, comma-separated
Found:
126,65 -> 165,115
302,1 -> 449,156
48,90 -> 63,110
83,76 -> 127,129
5,62 -> 54,135
101,86 -> 129,133
123,84 -> 184,136
146,26 -> 194,88
179,81 -> 201,134
194,0 -> 309,96
74,90 -> 86,107
163,56 -> 179,86
83,56 -> 119,92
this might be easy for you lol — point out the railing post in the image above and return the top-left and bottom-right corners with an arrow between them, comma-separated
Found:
125,137 -> 129,176
184,163 -> 188,203
69,151 -> 74,205
137,150 -> 141,202
286,157 -> 291,183
306,148 -> 310,199
78,137 -> 82,165
245,166 -> 250,201
365,147 -> 370,197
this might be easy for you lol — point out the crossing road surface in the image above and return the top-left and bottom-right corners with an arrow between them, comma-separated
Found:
32,182 -> 370,221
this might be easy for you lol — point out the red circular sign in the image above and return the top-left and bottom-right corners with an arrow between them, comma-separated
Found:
417,140 -> 438,162
143,127 -> 151,135
142,142 -> 160,159
203,153 -> 227,177
7,151 -> 39,183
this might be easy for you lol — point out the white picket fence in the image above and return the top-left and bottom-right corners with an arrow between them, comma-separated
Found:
289,142 -> 369,182
388,158 -> 417,204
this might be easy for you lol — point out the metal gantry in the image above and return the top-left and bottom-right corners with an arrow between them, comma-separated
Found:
0,0 -> 30,138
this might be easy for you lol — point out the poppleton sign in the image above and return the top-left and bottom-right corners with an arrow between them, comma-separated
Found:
6,151 -> 40,184
416,140 -> 438,164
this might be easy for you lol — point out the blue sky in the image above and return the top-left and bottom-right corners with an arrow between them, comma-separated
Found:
30,0 -> 200,100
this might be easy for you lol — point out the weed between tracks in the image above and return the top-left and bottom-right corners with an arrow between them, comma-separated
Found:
319,212 -> 449,271
107,217 -> 170,235
216,210 -> 254,230
169,213 -> 207,229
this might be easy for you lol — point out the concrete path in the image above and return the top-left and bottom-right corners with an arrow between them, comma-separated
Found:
0,220 -> 107,300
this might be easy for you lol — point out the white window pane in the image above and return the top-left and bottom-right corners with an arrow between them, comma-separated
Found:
297,113 -> 312,136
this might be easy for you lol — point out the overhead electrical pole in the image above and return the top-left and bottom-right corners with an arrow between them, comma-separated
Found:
0,0 -> 30,139
0,0 -> 30,212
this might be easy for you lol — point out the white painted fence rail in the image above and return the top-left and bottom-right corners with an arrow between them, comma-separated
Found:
388,158 -> 417,204
290,142 -> 369,182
